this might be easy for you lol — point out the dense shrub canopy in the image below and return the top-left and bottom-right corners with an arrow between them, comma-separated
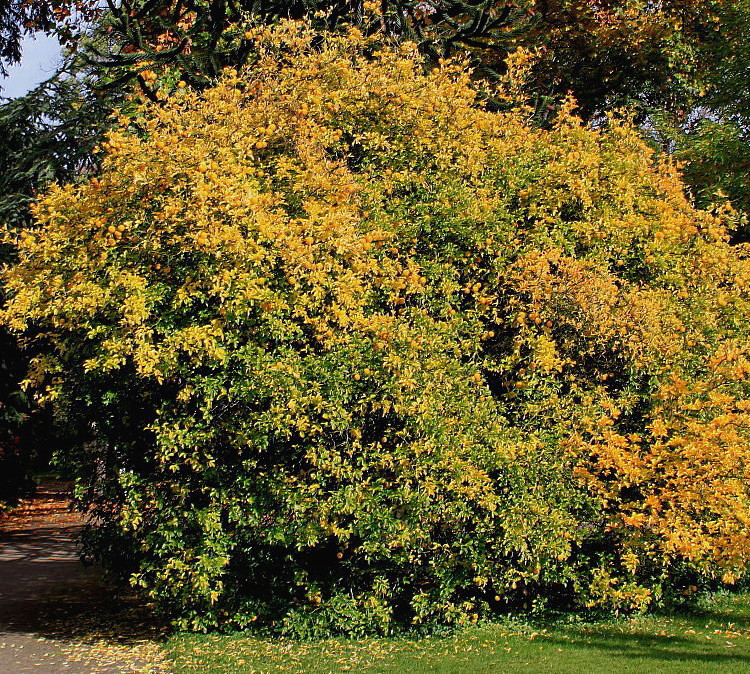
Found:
4,23 -> 750,633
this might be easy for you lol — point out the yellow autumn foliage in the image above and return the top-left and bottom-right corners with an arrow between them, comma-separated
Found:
3,22 -> 750,632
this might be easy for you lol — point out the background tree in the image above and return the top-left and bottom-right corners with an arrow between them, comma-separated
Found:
0,0 -> 99,77
0,63 -> 114,227
653,0 -> 750,228
4,2 -> 744,126
30,0 -> 722,115
0,48 -> 120,501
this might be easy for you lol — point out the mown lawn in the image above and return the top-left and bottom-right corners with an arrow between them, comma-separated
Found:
166,593 -> 750,673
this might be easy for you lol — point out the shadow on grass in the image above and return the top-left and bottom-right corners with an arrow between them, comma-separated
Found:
540,627 -> 750,667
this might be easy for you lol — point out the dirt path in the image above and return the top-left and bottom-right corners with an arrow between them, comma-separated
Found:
0,480 -> 169,673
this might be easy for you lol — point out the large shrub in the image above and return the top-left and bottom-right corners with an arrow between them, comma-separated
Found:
3,24 -> 750,633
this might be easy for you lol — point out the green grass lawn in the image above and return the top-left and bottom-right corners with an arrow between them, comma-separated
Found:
166,593 -> 750,673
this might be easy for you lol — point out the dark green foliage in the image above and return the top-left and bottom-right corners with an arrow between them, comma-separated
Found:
0,60 -> 112,227
667,114 -> 750,222
81,0 -> 725,115
664,1 -> 750,223
0,324 -> 32,506
85,0 -> 539,90
0,55 -> 118,502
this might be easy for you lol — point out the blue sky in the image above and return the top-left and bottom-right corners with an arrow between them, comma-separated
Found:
1,33 -> 63,99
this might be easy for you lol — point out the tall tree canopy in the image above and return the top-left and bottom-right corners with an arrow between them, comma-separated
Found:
657,0 -> 750,223
0,0 -> 98,76
76,0 -> 736,118
3,1 -> 745,124
0,64 -> 113,227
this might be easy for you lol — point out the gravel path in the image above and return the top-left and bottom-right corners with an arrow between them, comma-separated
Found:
0,480 -> 168,673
